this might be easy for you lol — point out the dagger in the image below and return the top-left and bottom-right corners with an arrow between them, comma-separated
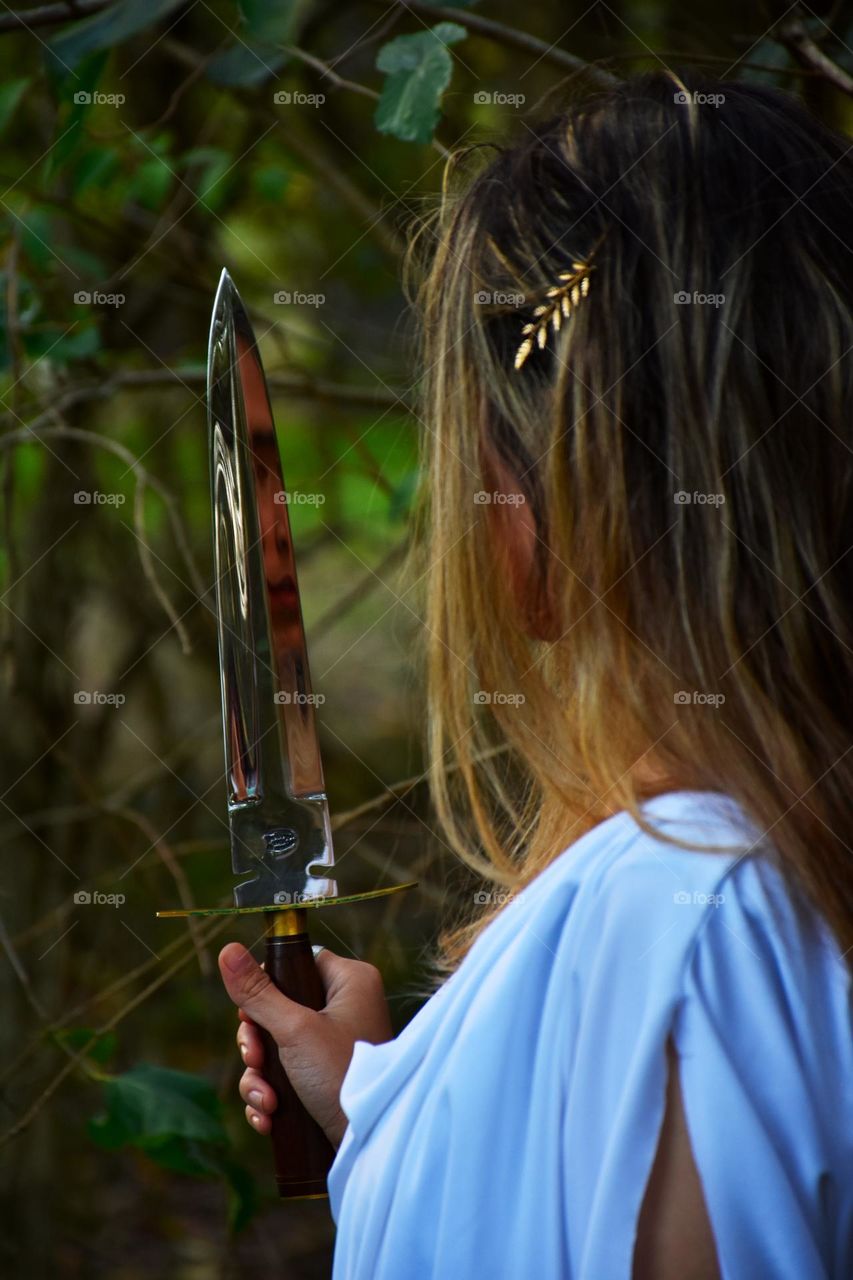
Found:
158,269 -> 415,1199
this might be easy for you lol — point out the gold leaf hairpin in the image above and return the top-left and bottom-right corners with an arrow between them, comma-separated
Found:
514,258 -> 595,372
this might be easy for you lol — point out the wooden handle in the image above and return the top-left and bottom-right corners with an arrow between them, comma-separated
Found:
259,910 -> 336,1198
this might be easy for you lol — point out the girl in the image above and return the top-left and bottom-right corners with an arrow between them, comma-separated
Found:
219,72 -> 853,1278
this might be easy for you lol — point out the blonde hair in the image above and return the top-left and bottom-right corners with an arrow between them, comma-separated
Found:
408,72 -> 853,972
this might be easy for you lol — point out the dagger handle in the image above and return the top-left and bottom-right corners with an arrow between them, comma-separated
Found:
260,909 -> 336,1198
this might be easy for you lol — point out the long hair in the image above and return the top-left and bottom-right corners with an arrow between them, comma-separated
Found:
408,71 -> 853,973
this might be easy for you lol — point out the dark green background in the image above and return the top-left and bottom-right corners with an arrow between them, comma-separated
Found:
0,1 -> 849,1275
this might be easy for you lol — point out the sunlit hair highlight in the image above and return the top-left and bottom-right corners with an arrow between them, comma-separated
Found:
407,71 -> 853,973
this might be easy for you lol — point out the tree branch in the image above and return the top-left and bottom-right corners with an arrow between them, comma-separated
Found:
0,916 -> 230,1149
6,368 -> 411,419
380,1 -> 619,85
0,1 -> 110,34
285,43 -> 450,158
0,422 -> 206,619
776,18 -> 853,96
161,35 -> 409,262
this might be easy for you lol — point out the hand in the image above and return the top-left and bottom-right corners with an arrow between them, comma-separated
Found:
218,943 -> 393,1149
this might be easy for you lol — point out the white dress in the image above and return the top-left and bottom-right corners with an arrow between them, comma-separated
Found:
328,791 -> 853,1278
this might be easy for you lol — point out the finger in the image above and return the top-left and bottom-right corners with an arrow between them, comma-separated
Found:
238,1067 -> 278,1114
314,949 -> 382,1005
312,947 -> 356,998
245,1103 -> 272,1136
236,1018 -> 265,1070
219,943 -> 311,1046
312,947 -> 337,982
237,965 -> 267,1024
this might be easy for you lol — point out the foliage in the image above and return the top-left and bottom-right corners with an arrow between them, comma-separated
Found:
0,1 -> 849,1275
375,22 -> 467,143
89,1061 -> 257,1232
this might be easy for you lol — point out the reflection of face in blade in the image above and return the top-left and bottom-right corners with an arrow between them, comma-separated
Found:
236,332 -> 301,652
235,329 -> 325,799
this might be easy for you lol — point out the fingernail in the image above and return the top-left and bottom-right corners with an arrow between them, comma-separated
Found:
249,1090 -> 263,1108
239,1043 -> 248,1058
250,1113 -> 261,1128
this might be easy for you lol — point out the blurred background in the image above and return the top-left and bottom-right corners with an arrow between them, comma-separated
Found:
0,0 -> 849,1275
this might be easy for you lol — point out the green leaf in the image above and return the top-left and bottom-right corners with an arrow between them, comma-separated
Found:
182,146 -> 232,211
738,38 -> 792,85
207,0 -> 296,85
139,1138 -> 259,1233
89,1064 -> 228,1152
252,162 -> 291,202
128,156 -> 173,211
0,78 -> 29,133
23,323 -> 101,364
46,51 -> 109,173
53,1026 -> 117,1066
87,1102 -> 128,1150
206,44 -> 287,88
239,0 -> 298,43
49,0 -> 186,71
71,144 -> 120,197
221,1157 -> 260,1233
140,1134 -> 223,1176
86,1064 -> 258,1231
60,245 -> 109,278
11,443 -> 46,501
16,206 -> 56,271
375,23 -> 465,144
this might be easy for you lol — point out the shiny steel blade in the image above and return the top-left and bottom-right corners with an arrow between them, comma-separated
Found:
207,269 -> 336,907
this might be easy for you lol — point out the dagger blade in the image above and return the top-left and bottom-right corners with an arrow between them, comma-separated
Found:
207,269 -> 336,908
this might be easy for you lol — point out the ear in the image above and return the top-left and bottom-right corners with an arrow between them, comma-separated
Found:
481,444 -> 559,642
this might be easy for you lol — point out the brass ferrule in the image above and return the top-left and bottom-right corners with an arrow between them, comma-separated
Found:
268,908 -> 307,937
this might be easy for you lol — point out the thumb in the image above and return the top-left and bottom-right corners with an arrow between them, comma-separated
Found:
218,942 -> 311,1045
